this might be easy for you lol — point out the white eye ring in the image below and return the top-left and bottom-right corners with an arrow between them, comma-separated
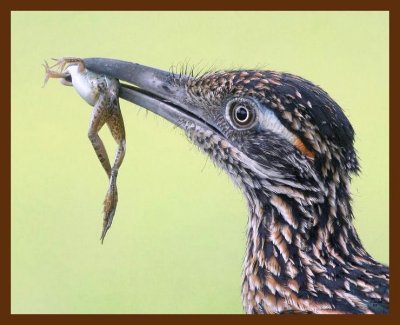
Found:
226,98 -> 257,129
234,105 -> 250,123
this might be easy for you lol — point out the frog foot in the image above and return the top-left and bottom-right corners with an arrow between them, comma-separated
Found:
101,180 -> 118,243
42,60 -> 70,87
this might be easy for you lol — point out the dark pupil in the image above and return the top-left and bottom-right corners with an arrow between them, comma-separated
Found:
235,106 -> 248,122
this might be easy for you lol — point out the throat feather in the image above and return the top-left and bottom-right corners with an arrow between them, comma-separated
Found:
241,186 -> 389,314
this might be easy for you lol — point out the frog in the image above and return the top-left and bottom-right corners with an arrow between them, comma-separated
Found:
43,57 -> 126,243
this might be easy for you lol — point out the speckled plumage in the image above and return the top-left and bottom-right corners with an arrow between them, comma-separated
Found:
174,69 -> 389,314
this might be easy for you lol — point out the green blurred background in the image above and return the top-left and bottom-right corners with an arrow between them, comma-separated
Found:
11,11 -> 389,314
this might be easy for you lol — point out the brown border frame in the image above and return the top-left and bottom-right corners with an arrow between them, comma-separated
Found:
2,1 -> 397,323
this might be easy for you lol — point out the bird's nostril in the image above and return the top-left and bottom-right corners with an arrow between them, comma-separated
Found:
162,84 -> 172,93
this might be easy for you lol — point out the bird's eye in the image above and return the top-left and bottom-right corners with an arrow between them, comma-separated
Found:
226,99 -> 257,129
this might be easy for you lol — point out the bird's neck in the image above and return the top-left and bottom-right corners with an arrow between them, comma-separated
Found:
241,174 -> 385,314
184,125 -> 387,313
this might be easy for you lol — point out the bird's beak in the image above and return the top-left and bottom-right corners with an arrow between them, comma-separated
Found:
84,58 -> 217,133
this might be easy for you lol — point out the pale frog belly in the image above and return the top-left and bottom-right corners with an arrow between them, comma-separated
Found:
71,73 -> 98,106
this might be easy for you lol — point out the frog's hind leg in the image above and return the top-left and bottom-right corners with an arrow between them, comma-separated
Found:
107,104 -> 126,175
88,95 -> 113,178
101,102 -> 126,243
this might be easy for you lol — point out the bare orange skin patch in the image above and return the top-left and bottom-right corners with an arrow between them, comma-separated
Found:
293,137 -> 315,159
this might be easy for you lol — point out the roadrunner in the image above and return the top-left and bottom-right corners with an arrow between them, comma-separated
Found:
50,57 -> 389,314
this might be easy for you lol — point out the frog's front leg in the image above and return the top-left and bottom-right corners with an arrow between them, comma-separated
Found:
101,106 -> 126,243
42,61 -> 71,87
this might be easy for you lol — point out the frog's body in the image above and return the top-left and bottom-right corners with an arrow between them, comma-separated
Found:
66,65 -> 101,106
43,58 -> 126,242
64,64 -> 119,107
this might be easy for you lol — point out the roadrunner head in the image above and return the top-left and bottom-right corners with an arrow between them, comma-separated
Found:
175,69 -> 359,196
